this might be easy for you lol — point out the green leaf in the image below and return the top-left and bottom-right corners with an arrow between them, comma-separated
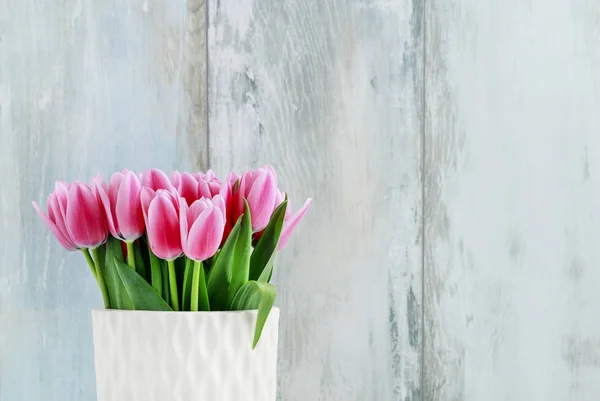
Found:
227,199 -> 253,304
181,257 -> 194,311
104,237 -> 131,309
148,246 -> 163,298
250,199 -> 287,281
133,242 -> 149,282
113,257 -> 172,311
230,281 -> 277,349
206,215 -> 243,310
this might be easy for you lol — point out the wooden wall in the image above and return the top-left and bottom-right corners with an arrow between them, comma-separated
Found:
1,0 -> 599,400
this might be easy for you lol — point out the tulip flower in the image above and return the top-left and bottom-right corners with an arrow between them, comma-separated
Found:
171,170 -> 224,206
93,170 -> 144,242
33,181 -> 107,250
232,167 -> 277,232
195,170 -> 223,199
142,187 -> 183,310
141,188 -> 182,261
180,195 -> 226,262
139,168 -> 173,192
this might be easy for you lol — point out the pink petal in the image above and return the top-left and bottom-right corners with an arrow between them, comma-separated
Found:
233,175 -> 246,219
139,168 -> 173,191
179,172 -> 200,205
243,169 -> 260,192
170,170 -> 181,188
107,173 -> 124,235
146,193 -> 182,260
198,178 -> 212,199
246,168 -> 277,231
211,194 -> 226,219
219,180 -> 231,208
48,191 -> 71,243
116,170 -> 144,240
159,189 -> 180,213
66,182 -> 107,248
264,165 -> 277,183
278,198 -> 311,250
140,187 -> 156,222
207,180 -> 222,198
186,207 -> 225,261
204,169 -> 217,180
93,175 -> 118,238
54,181 -> 70,228
179,198 -> 189,254
187,198 -> 210,223
32,201 -> 76,250
227,172 -> 240,187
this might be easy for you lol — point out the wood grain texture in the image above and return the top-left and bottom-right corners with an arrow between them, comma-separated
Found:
208,0 -> 423,400
424,1 -> 600,400
0,1 -> 206,399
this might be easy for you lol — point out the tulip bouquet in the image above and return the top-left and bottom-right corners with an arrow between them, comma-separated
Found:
33,167 -> 310,347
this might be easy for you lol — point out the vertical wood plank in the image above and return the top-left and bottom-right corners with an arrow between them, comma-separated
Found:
208,1 -> 424,400
0,1 -> 206,399
424,1 -> 600,400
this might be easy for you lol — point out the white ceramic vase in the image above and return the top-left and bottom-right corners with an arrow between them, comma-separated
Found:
91,308 -> 279,401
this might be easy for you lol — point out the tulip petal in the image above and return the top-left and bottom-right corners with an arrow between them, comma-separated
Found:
205,169 -> 217,180
243,169 -> 260,191
170,170 -> 181,188
107,173 -> 123,235
212,194 -> 226,219
278,198 -> 311,250
140,168 -> 173,191
32,201 -> 76,250
186,207 -> 225,261
66,182 -> 107,248
140,187 -> 155,224
246,169 -> 277,231
179,172 -> 200,205
147,193 -> 182,260
198,178 -> 212,199
187,198 -> 210,223
116,170 -> 144,240
179,198 -> 189,254
93,175 -> 118,238
54,181 -> 70,230
48,192 -> 71,243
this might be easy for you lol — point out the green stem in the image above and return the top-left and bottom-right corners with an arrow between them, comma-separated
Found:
91,247 -> 110,308
191,261 -> 204,311
126,242 -> 136,272
167,259 -> 180,311
197,261 -> 210,311
82,249 -> 97,280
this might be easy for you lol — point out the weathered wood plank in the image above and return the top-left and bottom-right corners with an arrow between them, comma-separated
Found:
424,1 -> 600,400
0,1 -> 206,399
208,1 -> 423,400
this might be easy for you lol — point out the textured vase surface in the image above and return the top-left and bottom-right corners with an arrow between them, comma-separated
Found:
92,308 -> 280,401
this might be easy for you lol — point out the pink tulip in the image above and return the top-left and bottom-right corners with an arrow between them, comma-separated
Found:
171,170 -> 224,206
139,168 -> 174,191
232,167 -> 278,232
93,170 -> 144,241
32,181 -> 108,250
195,170 -> 223,200
141,188 -> 182,260
180,195 -> 226,261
